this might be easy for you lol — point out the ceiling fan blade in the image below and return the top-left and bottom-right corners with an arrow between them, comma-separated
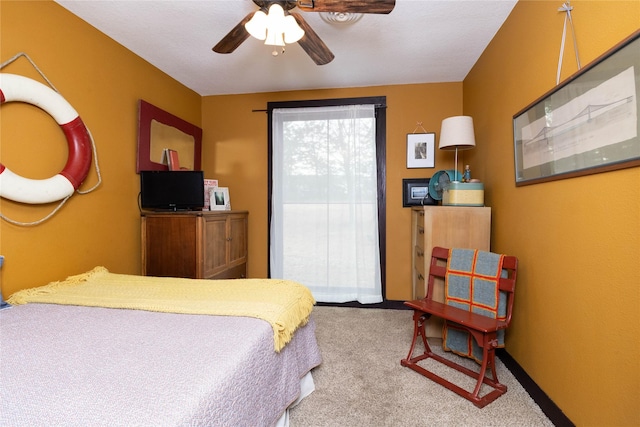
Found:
291,13 -> 335,65
296,0 -> 395,14
212,12 -> 255,54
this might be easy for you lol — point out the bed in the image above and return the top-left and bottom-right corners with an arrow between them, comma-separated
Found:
0,267 -> 322,426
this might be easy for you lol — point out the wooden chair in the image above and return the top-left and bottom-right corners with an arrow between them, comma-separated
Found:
401,246 -> 518,408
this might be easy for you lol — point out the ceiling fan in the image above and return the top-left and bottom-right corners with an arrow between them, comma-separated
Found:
212,0 -> 396,65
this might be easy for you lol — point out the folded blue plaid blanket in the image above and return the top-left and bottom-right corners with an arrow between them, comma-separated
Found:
442,248 -> 506,363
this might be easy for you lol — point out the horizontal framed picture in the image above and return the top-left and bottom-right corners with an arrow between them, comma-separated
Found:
406,133 -> 435,168
402,178 -> 437,207
513,30 -> 640,186
209,187 -> 231,211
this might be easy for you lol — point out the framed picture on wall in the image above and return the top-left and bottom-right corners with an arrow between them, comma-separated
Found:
209,187 -> 231,211
406,133 -> 435,168
513,30 -> 640,186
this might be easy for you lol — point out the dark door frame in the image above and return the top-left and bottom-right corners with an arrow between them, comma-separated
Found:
267,96 -> 398,308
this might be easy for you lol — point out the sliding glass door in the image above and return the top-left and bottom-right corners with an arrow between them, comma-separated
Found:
269,98 -> 386,304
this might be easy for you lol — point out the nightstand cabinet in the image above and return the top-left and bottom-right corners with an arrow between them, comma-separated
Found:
412,206 -> 491,299
141,210 -> 248,280
411,206 -> 491,336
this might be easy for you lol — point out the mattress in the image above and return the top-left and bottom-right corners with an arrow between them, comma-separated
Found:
0,303 -> 322,426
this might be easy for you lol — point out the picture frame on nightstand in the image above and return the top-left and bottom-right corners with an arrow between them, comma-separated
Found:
403,178 -> 437,207
209,187 -> 231,211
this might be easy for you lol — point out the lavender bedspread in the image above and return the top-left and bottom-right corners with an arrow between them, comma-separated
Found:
0,303 -> 322,426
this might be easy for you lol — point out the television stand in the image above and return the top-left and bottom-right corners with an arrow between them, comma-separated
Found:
141,210 -> 248,280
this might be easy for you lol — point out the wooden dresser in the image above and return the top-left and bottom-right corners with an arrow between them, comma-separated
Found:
141,210 -> 248,280
412,206 -> 491,299
411,206 -> 491,335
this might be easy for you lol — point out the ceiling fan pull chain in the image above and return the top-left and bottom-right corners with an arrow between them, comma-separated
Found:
556,1 -> 581,86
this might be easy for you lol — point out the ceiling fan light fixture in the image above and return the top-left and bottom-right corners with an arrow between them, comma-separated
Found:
283,15 -> 304,43
245,10 -> 268,40
215,0 -> 395,65
265,30 -> 286,47
245,3 -> 305,47
266,3 -> 285,23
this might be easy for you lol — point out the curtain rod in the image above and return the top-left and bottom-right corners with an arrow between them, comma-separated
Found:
253,104 -> 387,113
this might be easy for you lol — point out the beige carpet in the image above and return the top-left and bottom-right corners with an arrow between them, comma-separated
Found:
290,306 -> 553,427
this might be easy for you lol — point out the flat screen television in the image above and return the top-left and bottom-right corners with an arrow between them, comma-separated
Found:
140,170 -> 205,211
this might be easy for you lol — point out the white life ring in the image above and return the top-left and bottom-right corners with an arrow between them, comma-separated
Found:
0,73 -> 92,204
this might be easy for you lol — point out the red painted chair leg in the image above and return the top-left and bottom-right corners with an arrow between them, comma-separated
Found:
401,310 -> 508,408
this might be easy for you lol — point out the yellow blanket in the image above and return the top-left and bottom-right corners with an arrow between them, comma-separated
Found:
8,267 -> 315,352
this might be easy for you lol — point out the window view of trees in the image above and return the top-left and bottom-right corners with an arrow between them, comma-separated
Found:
270,102 -> 385,304
281,115 -> 376,204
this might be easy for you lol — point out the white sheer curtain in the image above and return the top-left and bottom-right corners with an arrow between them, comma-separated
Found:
270,104 -> 382,304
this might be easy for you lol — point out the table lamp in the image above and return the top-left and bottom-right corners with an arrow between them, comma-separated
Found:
439,116 -> 476,182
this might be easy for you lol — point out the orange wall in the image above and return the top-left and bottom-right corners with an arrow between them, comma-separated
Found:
2,1 -> 639,425
201,84 -> 462,300
0,0 -> 201,296
465,1 -> 639,425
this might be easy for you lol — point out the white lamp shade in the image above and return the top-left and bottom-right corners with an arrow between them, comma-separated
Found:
264,4 -> 285,46
283,15 -> 304,43
265,30 -> 286,47
245,10 -> 268,40
245,4 -> 304,47
439,116 -> 476,150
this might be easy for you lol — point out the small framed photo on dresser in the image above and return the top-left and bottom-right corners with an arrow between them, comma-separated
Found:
402,178 -> 437,207
209,187 -> 231,211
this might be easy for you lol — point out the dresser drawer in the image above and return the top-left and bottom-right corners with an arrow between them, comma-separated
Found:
415,226 -> 424,253
414,268 -> 426,300
414,245 -> 425,277
410,206 -> 491,331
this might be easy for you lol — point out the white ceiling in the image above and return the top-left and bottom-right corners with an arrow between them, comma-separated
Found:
55,0 -> 518,97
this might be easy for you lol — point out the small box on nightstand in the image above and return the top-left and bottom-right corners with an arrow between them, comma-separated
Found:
443,182 -> 484,206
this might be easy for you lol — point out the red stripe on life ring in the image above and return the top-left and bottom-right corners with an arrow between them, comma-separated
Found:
0,73 -> 93,204
0,89 -> 7,176
60,116 -> 92,189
